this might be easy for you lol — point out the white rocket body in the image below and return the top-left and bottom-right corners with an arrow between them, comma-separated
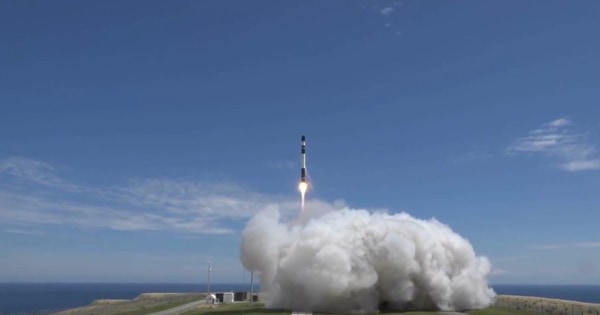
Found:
301,135 -> 306,183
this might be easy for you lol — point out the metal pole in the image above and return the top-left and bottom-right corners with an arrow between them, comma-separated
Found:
250,271 -> 254,303
207,261 -> 212,294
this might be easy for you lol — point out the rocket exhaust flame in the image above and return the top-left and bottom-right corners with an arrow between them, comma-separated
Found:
298,181 -> 307,208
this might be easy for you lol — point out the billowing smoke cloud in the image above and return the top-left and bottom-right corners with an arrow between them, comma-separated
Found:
240,202 -> 496,312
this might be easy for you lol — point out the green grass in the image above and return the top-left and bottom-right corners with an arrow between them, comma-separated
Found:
467,307 -> 536,315
180,303 -> 534,315
181,303 -> 288,315
115,299 -> 200,315
180,303 -> 444,315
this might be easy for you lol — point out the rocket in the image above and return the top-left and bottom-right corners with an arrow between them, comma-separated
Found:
298,135 -> 308,207
301,135 -> 307,183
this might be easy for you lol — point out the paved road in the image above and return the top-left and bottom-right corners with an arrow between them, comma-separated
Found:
147,300 -> 206,315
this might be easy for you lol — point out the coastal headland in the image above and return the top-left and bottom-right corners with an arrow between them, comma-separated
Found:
493,295 -> 600,315
52,294 -> 600,315
52,292 -> 205,315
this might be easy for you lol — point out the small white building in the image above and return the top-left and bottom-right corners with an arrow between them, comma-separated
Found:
223,292 -> 234,304
206,294 -> 218,304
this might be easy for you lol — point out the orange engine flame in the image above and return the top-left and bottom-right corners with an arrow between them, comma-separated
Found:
298,181 -> 308,209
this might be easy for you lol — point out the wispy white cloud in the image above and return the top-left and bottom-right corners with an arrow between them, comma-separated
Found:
532,242 -> 600,250
267,160 -> 296,170
548,118 -> 571,127
575,242 -> 600,248
3,228 -> 45,236
562,160 -> 600,172
0,157 -> 310,234
0,250 -> 239,282
490,268 -> 510,276
491,256 -> 528,263
367,2 -> 404,35
507,118 -> 600,171
532,244 -> 566,250
1,157 -> 64,188
379,7 -> 395,16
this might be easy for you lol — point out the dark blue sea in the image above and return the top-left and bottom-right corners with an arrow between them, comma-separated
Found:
0,283 -> 258,315
1,283 -> 599,315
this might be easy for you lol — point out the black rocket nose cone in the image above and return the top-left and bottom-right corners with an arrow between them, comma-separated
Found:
301,135 -> 305,141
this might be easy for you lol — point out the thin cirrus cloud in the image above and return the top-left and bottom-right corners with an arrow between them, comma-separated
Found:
365,1 -> 403,36
376,1 -> 402,16
267,160 -> 296,170
507,118 -> 600,171
532,242 -> 600,250
379,7 -> 395,16
0,157 -> 308,235
490,268 -> 510,276
2,228 -> 45,236
0,157 -> 75,190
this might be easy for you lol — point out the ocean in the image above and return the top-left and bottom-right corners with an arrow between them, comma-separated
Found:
0,283 -> 255,315
0,283 -> 599,315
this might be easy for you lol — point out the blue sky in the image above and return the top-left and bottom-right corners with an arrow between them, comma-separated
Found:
1,0 -> 599,284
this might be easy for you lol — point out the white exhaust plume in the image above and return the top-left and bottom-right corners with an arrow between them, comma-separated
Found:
240,202 -> 496,312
